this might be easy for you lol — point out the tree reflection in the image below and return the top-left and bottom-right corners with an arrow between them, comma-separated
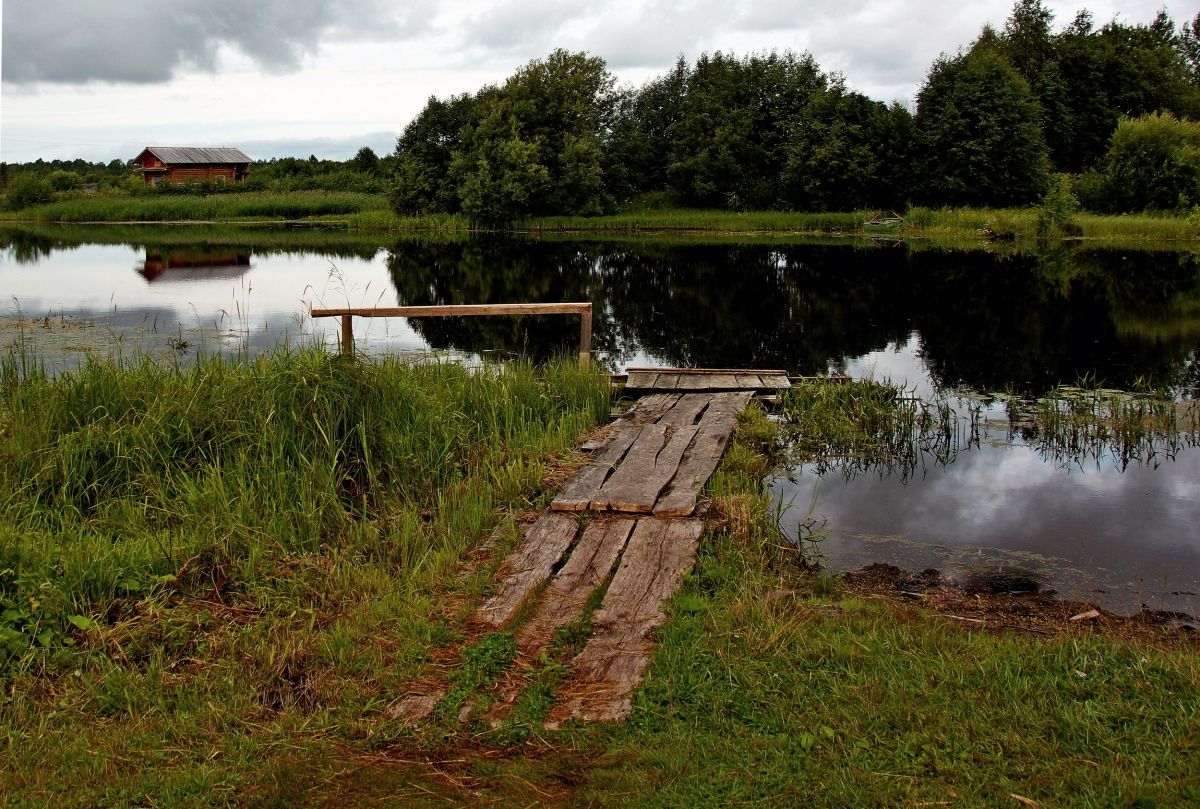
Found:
386,237 -> 1200,394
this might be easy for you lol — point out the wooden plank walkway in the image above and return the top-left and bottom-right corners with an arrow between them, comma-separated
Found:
390,369 -> 790,727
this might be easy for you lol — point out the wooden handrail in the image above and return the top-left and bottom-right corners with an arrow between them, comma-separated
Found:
310,302 -> 593,366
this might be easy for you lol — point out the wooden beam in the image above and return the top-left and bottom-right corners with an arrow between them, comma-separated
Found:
314,303 -> 593,362
624,367 -> 788,376
310,303 -> 591,318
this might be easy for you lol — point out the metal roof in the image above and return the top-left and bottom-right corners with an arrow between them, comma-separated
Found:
141,146 -> 252,164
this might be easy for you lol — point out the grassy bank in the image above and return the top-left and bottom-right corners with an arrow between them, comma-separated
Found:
350,206 -> 1200,242
5,191 -> 1198,242
2,365 -> 1196,806
0,191 -> 388,223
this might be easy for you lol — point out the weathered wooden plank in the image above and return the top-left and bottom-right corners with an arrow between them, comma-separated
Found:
659,393 -> 711,426
654,392 -> 752,517
671,374 -> 715,390
760,373 -> 792,389
475,511 -> 580,627
700,373 -> 740,388
552,395 -> 683,511
385,690 -> 444,726
625,367 -> 787,375
620,393 -> 683,425
735,373 -> 764,388
550,518 -> 704,723
624,370 -> 659,389
311,303 -> 591,318
552,424 -> 643,511
516,518 -> 636,649
591,423 -> 699,512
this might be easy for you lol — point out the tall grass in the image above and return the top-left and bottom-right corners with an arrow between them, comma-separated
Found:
0,347 -> 608,670
903,206 -> 1200,241
518,209 -> 868,233
0,191 -> 387,223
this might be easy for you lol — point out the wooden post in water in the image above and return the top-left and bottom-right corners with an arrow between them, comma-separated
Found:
340,314 -> 354,354
579,306 -> 592,367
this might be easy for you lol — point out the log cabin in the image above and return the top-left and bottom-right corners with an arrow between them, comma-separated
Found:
131,146 -> 252,185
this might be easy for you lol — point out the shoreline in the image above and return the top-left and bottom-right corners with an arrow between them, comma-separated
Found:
3,198 -> 1198,243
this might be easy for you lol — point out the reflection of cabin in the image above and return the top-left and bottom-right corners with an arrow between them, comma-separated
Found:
131,146 -> 252,185
137,249 -> 252,282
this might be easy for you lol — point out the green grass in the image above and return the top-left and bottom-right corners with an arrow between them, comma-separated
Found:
2,368 -> 1197,806
904,205 -> 1200,241
300,404 -> 1200,807
0,346 -> 609,806
6,192 -> 1199,242
777,379 -> 972,480
0,191 -> 388,223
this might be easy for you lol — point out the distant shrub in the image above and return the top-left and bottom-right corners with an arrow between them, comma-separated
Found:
3,175 -> 54,210
1036,173 -> 1080,236
46,170 -> 83,192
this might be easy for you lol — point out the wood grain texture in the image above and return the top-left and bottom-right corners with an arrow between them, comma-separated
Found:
624,370 -> 660,389
551,518 -> 703,723
551,394 -> 683,512
654,392 -> 752,517
590,423 -> 699,512
516,518 -> 636,649
474,511 -> 580,627
624,367 -> 787,375
311,303 -> 591,318
552,423 -> 643,511
658,393 -> 711,426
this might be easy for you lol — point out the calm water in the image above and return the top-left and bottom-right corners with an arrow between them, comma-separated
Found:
3,224 -> 1198,613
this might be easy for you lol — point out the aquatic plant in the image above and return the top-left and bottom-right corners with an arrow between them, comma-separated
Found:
1004,385 -> 1200,470
776,380 -> 979,481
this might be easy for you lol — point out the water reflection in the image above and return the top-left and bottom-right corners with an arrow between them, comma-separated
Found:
385,238 -> 1200,396
775,437 -> 1200,615
138,248 -> 251,283
2,224 -> 1198,613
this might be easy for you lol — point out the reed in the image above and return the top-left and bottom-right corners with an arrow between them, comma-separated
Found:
777,380 -> 975,480
0,191 -> 387,223
0,346 -> 608,671
1005,385 -> 1200,469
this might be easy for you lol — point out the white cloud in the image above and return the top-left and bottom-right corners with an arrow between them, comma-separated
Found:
1,0 -> 1193,162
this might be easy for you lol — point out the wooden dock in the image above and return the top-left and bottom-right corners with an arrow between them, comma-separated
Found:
389,369 -> 791,726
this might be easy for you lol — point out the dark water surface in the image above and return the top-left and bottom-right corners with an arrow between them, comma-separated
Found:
3,225 -> 1198,613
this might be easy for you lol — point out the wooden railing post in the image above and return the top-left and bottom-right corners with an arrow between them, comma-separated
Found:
579,305 -> 592,368
309,303 -> 593,365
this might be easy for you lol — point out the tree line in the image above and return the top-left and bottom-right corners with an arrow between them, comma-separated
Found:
390,1 -> 1200,222
1,149 -> 391,210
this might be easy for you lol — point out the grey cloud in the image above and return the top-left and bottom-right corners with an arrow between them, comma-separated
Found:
464,0 -> 579,49
2,0 -> 436,84
239,131 -> 401,161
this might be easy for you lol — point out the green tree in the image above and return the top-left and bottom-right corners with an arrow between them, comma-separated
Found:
45,170 -> 83,191
390,91 -> 489,214
449,105 -> 550,225
349,146 -> 380,174
914,47 -> 1049,206
1084,112 -> 1200,212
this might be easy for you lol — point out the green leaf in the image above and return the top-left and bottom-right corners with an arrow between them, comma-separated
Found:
68,615 -> 96,631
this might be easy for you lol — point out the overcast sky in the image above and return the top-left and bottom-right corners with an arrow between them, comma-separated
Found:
0,0 -> 1191,163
